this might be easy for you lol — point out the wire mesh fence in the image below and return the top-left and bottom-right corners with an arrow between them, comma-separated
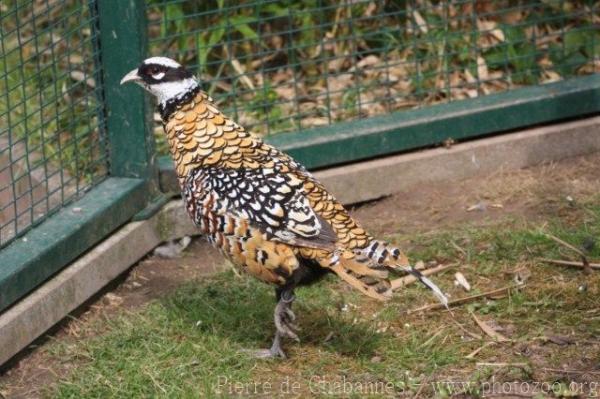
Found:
147,0 -> 599,153
0,0 -> 598,248
0,1 -> 108,248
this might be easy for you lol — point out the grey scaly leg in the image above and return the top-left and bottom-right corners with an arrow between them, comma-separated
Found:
241,288 -> 299,359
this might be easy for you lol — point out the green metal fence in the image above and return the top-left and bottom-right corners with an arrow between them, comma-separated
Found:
0,1 -> 107,247
0,0 -> 154,312
147,0 -> 600,156
1,0 -> 599,312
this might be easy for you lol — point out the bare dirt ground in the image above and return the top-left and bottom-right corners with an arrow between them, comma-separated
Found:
1,151 -> 599,398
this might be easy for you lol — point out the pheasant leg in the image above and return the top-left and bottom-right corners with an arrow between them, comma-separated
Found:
241,288 -> 299,359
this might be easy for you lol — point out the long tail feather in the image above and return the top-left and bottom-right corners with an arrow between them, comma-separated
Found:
358,239 -> 448,306
394,264 -> 448,307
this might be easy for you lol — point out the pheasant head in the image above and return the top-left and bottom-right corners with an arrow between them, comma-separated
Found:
120,57 -> 199,113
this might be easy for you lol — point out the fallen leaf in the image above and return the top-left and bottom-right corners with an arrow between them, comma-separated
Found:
514,267 -> 531,285
70,71 -> 95,88
301,117 -> 330,128
356,55 -> 380,69
274,85 -> 296,100
154,236 -> 192,258
477,56 -> 489,80
466,89 -> 479,98
68,54 -> 84,64
412,10 -> 428,34
454,272 -> 471,291
104,293 -> 123,307
490,28 -> 505,42
464,69 -> 477,84
443,138 -> 456,148
363,2 -> 377,17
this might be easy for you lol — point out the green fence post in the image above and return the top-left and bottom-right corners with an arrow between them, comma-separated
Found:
96,0 -> 156,181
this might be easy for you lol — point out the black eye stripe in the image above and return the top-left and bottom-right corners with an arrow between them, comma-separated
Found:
144,64 -> 165,75
138,63 -> 194,84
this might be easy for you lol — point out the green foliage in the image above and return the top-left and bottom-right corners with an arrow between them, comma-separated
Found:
550,29 -> 600,76
245,84 -> 294,133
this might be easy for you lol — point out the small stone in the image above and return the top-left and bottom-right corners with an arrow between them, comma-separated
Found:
582,237 -> 596,253
467,202 -> 487,212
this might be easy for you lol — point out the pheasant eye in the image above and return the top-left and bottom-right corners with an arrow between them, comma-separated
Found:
147,65 -> 165,80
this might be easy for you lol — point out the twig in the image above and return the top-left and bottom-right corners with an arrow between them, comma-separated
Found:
232,60 -> 255,90
450,319 -> 482,340
419,327 -> 446,348
470,312 -> 510,342
465,342 -> 496,359
539,258 -> 600,270
476,362 -> 527,368
143,369 -> 167,394
544,233 -> 586,257
391,263 -> 456,290
225,48 -> 255,91
408,285 -> 519,314
450,240 -> 467,256
541,367 -> 600,375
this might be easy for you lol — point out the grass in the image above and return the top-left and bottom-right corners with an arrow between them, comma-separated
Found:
32,199 -> 600,398
46,281 -> 260,397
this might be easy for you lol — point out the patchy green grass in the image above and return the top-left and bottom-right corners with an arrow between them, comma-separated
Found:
35,200 -> 600,398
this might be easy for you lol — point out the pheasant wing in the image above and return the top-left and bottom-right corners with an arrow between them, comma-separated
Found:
185,166 -> 337,250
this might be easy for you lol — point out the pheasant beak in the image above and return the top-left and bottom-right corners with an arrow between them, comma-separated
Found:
120,68 -> 141,85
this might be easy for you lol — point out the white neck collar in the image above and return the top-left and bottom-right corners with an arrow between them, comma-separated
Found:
150,78 -> 199,105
